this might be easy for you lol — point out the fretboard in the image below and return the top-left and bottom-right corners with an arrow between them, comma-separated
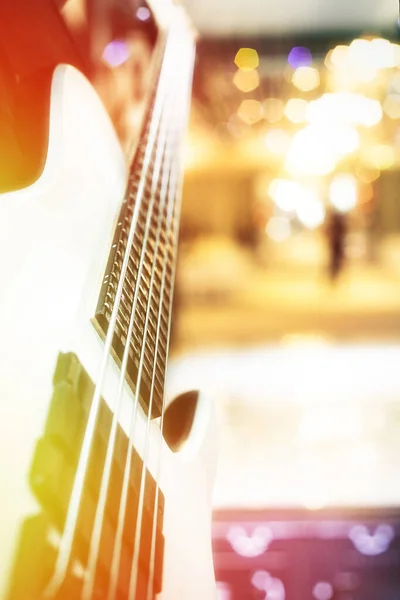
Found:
93,35 -> 191,419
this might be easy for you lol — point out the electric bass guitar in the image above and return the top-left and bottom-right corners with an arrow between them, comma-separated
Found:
0,0 -> 217,598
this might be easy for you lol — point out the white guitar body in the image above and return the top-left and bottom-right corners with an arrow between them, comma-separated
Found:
0,53 -> 217,600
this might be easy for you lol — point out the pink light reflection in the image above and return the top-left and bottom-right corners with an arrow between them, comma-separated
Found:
252,570 -> 286,600
349,524 -> 394,556
137,6 -> 151,21
227,525 -> 273,557
216,582 -> 232,600
102,41 -> 130,68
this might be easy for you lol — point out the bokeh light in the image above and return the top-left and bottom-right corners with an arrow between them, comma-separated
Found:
226,113 -> 249,138
348,38 -> 375,68
329,174 -> 358,213
227,525 -> 273,557
216,582 -> 232,600
269,179 -> 300,212
234,47 -> 259,71
390,71 -> 400,93
356,165 -> 380,183
292,66 -> 320,92
266,216 -> 292,242
383,94 -> 400,119
269,179 -> 326,228
237,99 -> 263,124
284,98 -> 308,123
296,189 -> 325,229
370,38 -> 397,69
263,97 -> 285,123
136,6 -> 151,21
102,40 -> 130,67
349,524 -> 395,556
361,145 -> 396,170
286,127 -> 337,176
252,571 -> 286,600
325,38 -> 400,87
313,582 -> 334,600
233,69 -> 260,92
264,128 -> 291,155
329,45 -> 349,68
306,93 -> 382,127
288,46 -> 313,68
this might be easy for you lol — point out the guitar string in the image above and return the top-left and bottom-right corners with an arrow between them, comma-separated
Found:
106,54 -> 186,600
126,131 -> 181,600
128,129 -> 181,600
110,23 -> 194,599
44,29 -> 176,596
146,39 -> 196,600
126,59 -> 190,600
83,49 -> 181,599
80,65 -> 176,600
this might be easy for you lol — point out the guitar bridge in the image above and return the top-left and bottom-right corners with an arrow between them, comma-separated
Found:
7,353 -> 165,599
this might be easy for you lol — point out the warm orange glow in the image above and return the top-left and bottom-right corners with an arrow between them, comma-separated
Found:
263,98 -> 284,123
356,166 -> 381,183
361,145 -> 395,170
183,129 -> 221,171
265,216 -> 291,242
359,182 -> 374,204
61,0 -> 87,27
237,99 -> 263,124
383,94 -> 400,119
233,69 -> 260,93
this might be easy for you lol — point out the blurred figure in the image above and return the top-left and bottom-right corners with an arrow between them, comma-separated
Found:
326,208 -> 347,282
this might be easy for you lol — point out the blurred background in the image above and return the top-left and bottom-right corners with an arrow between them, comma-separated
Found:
164,0 -> 400,597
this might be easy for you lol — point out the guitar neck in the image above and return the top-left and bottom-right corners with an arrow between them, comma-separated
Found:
93,29 -> 193,420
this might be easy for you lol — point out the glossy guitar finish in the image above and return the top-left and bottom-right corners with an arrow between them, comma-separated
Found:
0,3 -> 217,598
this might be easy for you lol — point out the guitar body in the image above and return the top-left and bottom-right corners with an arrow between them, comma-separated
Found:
0,5 -> 217,600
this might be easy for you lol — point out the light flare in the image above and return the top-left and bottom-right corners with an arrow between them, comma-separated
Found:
292,66 -> 320,92
329,174 -> 358,213
237,99 -> 263,124
284,98 -> 308,123
233,69 -> 260,92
